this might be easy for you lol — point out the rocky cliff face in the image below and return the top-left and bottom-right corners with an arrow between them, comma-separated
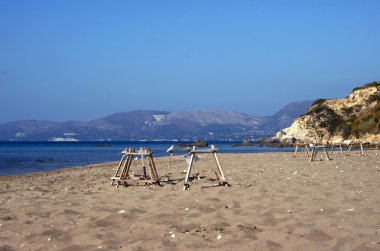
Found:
277,82 -> 380,143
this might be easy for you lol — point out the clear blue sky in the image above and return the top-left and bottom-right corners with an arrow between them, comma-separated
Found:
1,1 -> 379,123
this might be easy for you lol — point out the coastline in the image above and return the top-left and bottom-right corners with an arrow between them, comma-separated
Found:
0,141 -> 294,176
1,152 -> 380,250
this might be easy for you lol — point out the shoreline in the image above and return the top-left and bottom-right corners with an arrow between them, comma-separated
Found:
1,152 -> 379,250
0,141 -> 295,177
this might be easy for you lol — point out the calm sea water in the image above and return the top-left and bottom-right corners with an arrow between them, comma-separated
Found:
0,141 -> 292,176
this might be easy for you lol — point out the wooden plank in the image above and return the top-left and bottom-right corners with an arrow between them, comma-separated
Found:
189,149 -> 218,154
111,155 -> 126,185
120,155 -> 132,179
120,150 -> 153,156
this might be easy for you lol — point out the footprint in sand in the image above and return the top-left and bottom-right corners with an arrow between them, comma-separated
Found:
196,205 -> 217,214
225,200 -> 241,209
0,245 -> 15,251
266,240 -> 283,249
128,208 -> 147,216
94,214 -> 124,228
40,228 -> 72,242
63,209 -> 81,216
59,245 -> 94,251
305,229 -> 333,242
1,216 -> 14,221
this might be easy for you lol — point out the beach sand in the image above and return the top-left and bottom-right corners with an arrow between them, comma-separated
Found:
1,151 -> 380,250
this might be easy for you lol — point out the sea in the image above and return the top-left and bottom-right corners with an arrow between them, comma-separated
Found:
0,141 -> 293,176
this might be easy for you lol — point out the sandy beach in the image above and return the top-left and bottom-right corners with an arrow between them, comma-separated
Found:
1,151 -> 380,251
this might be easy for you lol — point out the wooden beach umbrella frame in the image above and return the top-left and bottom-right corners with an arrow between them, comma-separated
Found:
293,141 -> 332,161
309,144 -> 332,161
329,140 -> 364,156
345,141 -> 364,156
111,147 -> 160,187
293,142 -> 311,158
183,145 -> 229,190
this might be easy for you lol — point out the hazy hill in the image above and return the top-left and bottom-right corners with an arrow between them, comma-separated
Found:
0,102 -> 312,141
277,81 -> 380,143
263,101 -> 314,131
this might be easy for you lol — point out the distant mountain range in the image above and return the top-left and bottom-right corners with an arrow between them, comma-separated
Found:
0,101 -> 313,141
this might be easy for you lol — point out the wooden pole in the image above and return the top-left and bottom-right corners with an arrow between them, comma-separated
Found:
183,146 -> 196,190
360,142 -> 364,156
138,148 -> 147,179
148,152 -> 159,180
330,145 -> 334,155
309,147 -> 315,161
118,148 -> 135,186
121,155 -> 130,180
121,155 -> 133,186
305,145 -> 310,157
166,153 -> 172,180
111,155 -> 126,185
211,145 -> 225,181
346,144 -> 353,156
147,156 -> 154,183
323,148 -> 332,161
143,150 -> 153,180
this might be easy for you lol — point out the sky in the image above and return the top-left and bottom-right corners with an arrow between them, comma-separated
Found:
1,0 -> 379,123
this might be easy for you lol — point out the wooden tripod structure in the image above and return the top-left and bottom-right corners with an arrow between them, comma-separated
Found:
293,141 -> 332,161
329,141 -> 364,156
346,141 -> 364,156
111,147 -> 160,187
309,145 -> 332,161
329,143 -> 344,155
183,145 -> 229,190
293,142 -> 311,158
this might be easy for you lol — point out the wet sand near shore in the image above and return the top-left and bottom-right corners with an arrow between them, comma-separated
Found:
1,151 -> 380,250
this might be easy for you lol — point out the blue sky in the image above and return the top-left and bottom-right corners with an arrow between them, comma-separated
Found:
1,1 -> 379,123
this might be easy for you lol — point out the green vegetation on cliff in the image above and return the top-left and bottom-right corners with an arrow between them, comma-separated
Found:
351,81 -> 380,93
304,104 -> 343,134
301,82 -> 380,139
346,105 -> 380,138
